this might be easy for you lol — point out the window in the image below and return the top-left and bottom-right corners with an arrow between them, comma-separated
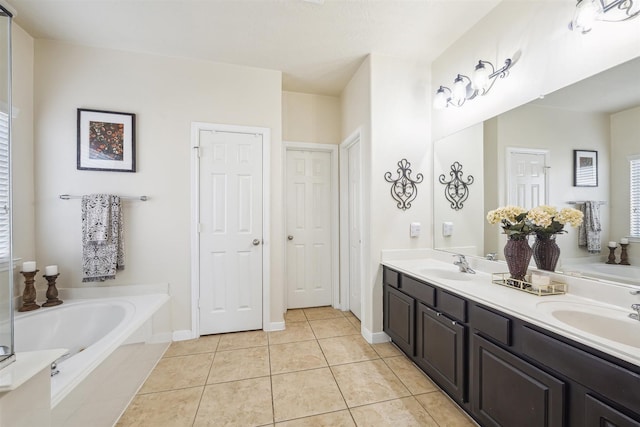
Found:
631,156 -> 640,238
0,112 -> 11,270
0,111 -> 8,265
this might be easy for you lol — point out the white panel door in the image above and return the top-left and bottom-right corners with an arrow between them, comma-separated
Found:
508,151 -> 547,209
199,131 -> 263,334
286,150 -> 332,308
348,141 -> 362,319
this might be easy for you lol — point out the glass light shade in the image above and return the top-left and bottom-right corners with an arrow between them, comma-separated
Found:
433,87 -> 448,110
472,62 -> 490,91
451,76 -> 467,104
572,0 -> 602,33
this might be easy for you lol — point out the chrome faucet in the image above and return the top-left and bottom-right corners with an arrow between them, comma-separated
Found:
630,304 -> 640,321
453,254 -> 476,274
485,253 -> 497,261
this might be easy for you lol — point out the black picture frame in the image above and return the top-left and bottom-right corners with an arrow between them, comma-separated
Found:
77,108 -> 136,172
573,149 -> 598,187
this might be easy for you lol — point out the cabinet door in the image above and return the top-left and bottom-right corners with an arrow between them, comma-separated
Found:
472,334 -> 565,427
585,394 -> 640,427
416,302 -> 466,402
383,285 -> 415,356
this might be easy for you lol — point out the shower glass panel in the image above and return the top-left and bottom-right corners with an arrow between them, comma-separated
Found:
0,6 -> 13,370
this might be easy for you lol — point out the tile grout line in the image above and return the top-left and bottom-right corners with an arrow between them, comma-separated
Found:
267,330 -> 276,426
192,342 -> 217,426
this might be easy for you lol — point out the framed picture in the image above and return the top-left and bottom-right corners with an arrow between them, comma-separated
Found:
573,149 -> 598,187
77,108 -> 136,172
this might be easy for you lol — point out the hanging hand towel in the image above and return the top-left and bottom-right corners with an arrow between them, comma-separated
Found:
81,194 -> 125,282
578,201 -> 601,253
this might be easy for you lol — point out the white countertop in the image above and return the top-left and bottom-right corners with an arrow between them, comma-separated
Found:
382,256 -> 640,368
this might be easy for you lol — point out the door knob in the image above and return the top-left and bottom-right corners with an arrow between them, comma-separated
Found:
287,235 -> 294,241
252,239 -> 261,246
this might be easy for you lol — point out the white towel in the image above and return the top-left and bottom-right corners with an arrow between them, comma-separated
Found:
81,194 -> 124,282
578,201 -> 601,253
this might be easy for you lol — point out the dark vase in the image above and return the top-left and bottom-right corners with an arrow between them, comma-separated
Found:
504,236 -> 532,282
532,234 -> 561,272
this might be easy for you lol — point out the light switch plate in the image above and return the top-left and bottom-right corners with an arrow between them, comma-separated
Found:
410,222 -> 421,238
443,222 -> 454,237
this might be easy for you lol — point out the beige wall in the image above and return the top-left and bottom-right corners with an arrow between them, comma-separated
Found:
282,91 -> 340,144
33,39 -> 282,333
362,54 -> 431,336
11,24 -> 34,296
611,105 -> 640,265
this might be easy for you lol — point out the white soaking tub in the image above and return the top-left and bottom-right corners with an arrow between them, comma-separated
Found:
14,293 -> 169,407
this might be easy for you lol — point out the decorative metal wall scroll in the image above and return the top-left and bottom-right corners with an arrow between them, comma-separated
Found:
439,161 -> 474,210
384,159 -> 423,210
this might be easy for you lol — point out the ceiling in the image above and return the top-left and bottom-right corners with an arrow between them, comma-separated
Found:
9,0 -> 501,96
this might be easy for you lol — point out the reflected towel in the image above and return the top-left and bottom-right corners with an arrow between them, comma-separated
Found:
578,201 -> 601,253
81,194 -> 125,282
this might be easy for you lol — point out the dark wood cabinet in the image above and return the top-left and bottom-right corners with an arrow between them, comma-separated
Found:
381,266 -> 640,427
471,334 -> 565,427
416,302 -> 466,402
383,285 -> 415,356
584,394 -> 640,427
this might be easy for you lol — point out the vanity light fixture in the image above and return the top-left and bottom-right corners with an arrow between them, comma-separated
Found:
570,0 -> 640,34
433,58 -> 514,109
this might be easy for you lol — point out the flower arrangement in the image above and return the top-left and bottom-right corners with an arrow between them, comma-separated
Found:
486,205 -> 532,240
486,205 -> 584,240
526,205 -> 583,239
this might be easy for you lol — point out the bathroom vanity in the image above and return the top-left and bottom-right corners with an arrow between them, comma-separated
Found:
382,258 -> 640,427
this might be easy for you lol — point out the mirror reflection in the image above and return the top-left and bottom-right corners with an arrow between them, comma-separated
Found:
433,56 -> 640,285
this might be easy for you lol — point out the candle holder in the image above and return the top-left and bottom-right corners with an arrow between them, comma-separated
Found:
606,246 -> 617,264
619,243 -> 630,266
19,270 -> 41,312
42,274 -> 63,307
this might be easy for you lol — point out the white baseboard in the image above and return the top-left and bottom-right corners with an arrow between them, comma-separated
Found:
267,321 -> 286,332
147,332 -> 173,344
361,327 -> 390,344
172,330 -> 196,341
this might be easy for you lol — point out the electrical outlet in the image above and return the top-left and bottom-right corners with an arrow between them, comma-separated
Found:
410,222 -> 421,237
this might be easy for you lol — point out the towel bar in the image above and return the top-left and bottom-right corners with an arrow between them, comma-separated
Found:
59,194 -> 149,201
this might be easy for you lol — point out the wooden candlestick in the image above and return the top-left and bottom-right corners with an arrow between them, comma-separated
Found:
42,274 -> 63,307
606,246 -> 617,264
19,270 -> 40,312
619,243 -> 630,266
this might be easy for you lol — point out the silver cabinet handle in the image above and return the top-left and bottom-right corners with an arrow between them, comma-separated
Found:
287,235 -> 294,241
252,239 -> 261,246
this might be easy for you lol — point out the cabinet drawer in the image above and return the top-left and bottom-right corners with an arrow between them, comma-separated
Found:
585,394 -> 640,427
472,305 -> 511,346
384,268 -> 400,288
438,291 -> 467,322
402,276 -> 435,306
521,326 -> 640,414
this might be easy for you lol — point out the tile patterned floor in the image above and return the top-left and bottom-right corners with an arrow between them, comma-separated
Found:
117,307 -> 476,427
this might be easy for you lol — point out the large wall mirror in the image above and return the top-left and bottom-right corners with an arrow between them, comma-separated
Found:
0,5 -> 12,369
433,56 -> 640,285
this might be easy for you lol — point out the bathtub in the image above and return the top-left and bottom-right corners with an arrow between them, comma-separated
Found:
14,293 -> 169,407
560,263 -> 640,285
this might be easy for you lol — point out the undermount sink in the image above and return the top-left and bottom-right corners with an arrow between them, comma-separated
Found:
418,268 -> 475,282
536,301 -> 640,348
